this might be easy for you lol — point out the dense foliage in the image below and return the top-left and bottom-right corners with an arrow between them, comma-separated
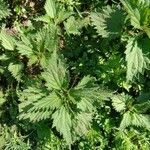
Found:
0,0 -> 150,149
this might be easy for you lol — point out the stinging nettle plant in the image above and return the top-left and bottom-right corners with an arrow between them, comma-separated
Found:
112,93 -> 150,130
91,0 -> 150,82
18,51 -> 111,145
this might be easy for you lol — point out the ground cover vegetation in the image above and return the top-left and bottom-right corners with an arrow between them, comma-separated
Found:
0,0 -> 150,149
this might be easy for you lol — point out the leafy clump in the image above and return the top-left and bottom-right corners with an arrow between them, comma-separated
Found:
0,0 -> 150,149
18,52 -> 110,144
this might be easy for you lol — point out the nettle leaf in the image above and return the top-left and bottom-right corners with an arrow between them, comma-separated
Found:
44,0 -> 56,18
30,92 -> 62,112
75,113 -> 92,135
42,52 -> 69,90
45,24 -> 59,52
131,114 -> 150,130
91,5 -> 125,39
75,75 -> 95,90
0,0 -> 11,20
16,35 -> 33,57
125,37 -> 150,81
77,97 -> 94,112
18,87 -> 46,115
19,92 -> 62,122
52,106 -> 72,144
120,0 -> 141,29
18,87 -> 49,122
121,0 -> 150,37
8,63 -> 24,81
64,16 -> 81,35
17,26 -> 58,67
134,101 -> 150,114
112,95 -> 126,112
18,87 -> 45,104
64,16 -> 89,35
0,30 -> 15,50
120,111 -> 132,129
56,8 -> 73,24
120,111 -> 150,130
35,25 -> 58,53
35,15 -> 51,23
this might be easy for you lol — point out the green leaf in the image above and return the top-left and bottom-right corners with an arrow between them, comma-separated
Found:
18,87 -> 45,104
120,111 -> 132,129
120,0 -> 141,29
44,0 -> 56,18
16,26 -> 58,67
77,97 -> 94,112
52,106 -> 72,144
0,30 -> 15,50
120,111 -> 150,130
75,75 -> 95,90
64,16 -> 80,35
75,113 -> 92,135
29,92 -> 62,112
35,15 -> 51,23
45,24 -> 58,52
18,87 -> 54,122
120,0 -> 150,37
91,5 -> 125,39
0,0 -> 11,20
8,63 -> 23,81
125,37 -> 150,81
134,101 -> 150,113
16,35 -> 33,56
131,113 -> 150,130
112,95 -> 126,112
56,9 -> 73,24
42,52 -> 68,90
